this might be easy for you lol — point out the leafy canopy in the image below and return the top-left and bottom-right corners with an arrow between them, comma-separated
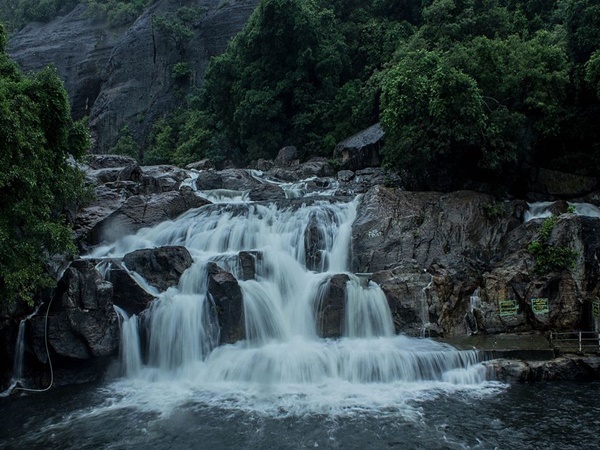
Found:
0,24 -> 89,305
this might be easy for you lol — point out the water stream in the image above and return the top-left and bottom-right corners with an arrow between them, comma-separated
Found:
0,172 -> 541,448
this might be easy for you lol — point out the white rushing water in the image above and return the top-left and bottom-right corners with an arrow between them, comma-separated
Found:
87,175 -> 496,417
524,201 -> 600,221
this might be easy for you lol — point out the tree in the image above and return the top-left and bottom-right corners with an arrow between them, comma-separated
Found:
0,24 -> 89,306
203,0 -> 346,162
380,49 -> 488,187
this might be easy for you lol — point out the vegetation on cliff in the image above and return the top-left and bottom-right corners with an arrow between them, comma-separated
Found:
0,24 -> 89,305
139,0 -> 600,192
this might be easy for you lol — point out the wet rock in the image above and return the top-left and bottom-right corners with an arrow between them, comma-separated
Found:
207,263 -> 244,344
315,274 -> 349,338
122,246 -> 193,292
238,251 -> 263,281
274,146 -> 299,167
30,260 -> 119,363
333,123 -> 384,171
186,159 -> 215,171
107,263 -> 156,316
371,262 -> 433,336
488,356 -> 600,382
195,169 -> 261,191
81,191 -> 210,247
248,183 -> 286,202
140,165 -> 190,193
337,170 -> 355,183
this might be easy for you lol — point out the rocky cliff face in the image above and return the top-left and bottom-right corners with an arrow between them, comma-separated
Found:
8,0 -> 259,153
353,186 -> 600,337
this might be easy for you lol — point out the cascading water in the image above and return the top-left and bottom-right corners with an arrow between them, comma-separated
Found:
466,288 -> 481,335
88,173 -> 494,416
420,272 -> 433,337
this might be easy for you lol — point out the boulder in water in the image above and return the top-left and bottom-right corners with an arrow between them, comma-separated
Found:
274,146 -> 299,167
315,274 -> 349,338
248,183 -> 286,202
207,263 -> 244,344
123,246 -> 193,292
108,263 -> 157,316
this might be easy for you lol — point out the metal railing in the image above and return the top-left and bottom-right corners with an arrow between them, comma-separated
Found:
550,331 -> 600,353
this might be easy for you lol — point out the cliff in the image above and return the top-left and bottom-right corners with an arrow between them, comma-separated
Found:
7,0 -> 259,153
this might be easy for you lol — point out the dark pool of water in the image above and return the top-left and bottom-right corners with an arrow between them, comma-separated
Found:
1,381 -> 599,450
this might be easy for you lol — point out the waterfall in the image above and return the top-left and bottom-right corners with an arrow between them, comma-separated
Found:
466,288 -> 481,335
114,306 -> 143,377
420,273 -> 433,337
92,175 -> 490,403
11,320 -> 27,382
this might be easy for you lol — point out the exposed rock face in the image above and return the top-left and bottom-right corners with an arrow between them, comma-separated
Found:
315,274 -> 349,338
123,246 -> 193,292
207,263 -> 244,344
371,262 -> 436,336
108,264 -> 157,316
27,260 -> 120,387
82,190 -> 209,247
525,166 -> 598,199
8,4 -> 122,122
9,0 -> 259,153
352,186 -> 600,337
333,123 -> 384,171
352,187 -> 517,273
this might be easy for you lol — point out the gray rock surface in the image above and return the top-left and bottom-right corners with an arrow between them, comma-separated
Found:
123,246 -> 193,292
207,263 -> 244,344
333,123 -> 384,171
9,0 -> 259,153
314,274 -> 349,338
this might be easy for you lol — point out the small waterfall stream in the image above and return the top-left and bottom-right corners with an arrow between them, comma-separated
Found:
87,172 -> 492,415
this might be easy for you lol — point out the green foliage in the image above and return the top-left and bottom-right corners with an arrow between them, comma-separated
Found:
110,125 -> 139,160
84,0 -> 153,27
527,215 -> 577,274
203,0 -> 346,162
0,0 -> 80,31
483,202 -> 504,220
172,62 -> 191,83
152,7 -> 204,55
0,34 -> 88,305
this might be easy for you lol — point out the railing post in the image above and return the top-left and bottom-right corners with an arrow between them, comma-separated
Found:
579,331 -> 582,352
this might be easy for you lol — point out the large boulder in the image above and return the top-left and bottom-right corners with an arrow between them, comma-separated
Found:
248,183 -> 286,202
314,274 -> 349,338
123,246 -> 193,292
31,260 -> 119,363
206,263 -> 244,344
274,146 -> 299,168
195,169 -> 261,192
107,263 -> 157,316
333,123 -> 384,171
80,190 -> 210,248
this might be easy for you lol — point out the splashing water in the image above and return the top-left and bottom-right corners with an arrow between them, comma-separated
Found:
88,177 -> 496,417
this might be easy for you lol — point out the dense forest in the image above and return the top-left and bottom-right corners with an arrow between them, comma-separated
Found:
141,0 -> 599,192
0,24 -> 89,306
2,0 -> 600,190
